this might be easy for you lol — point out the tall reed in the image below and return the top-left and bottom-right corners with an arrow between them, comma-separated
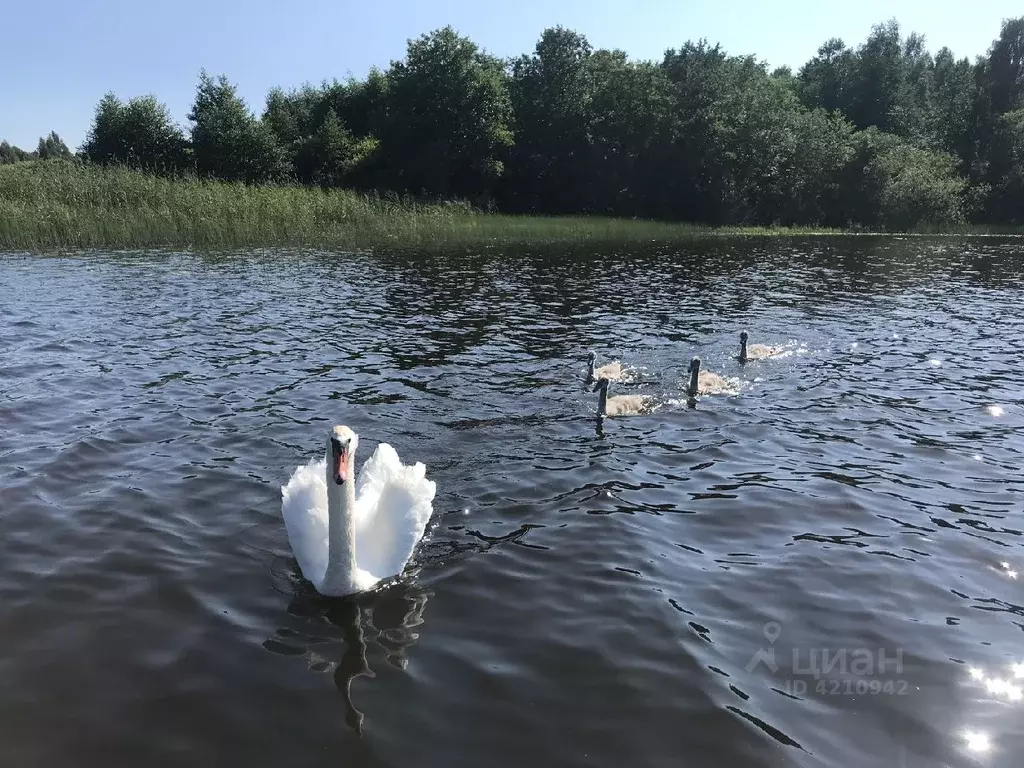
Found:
2,160 -> 1013,252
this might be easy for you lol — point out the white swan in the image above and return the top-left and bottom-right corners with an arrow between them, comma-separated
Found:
281,425 -> 436,597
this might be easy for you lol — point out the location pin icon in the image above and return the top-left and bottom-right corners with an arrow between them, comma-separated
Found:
764,621 -> 781,644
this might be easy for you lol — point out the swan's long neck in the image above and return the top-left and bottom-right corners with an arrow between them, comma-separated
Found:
687,366 -> 699,397
739,337 -> 747,361
596,382 -> 608,416
324,459 -> 357,586
587,358 -> 596,380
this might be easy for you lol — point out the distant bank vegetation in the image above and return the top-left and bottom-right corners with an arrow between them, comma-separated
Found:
2,16 -> 1024,245
0,160 -> 857,251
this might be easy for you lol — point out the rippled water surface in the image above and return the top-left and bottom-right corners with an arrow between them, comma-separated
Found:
3,238 -> 1024,767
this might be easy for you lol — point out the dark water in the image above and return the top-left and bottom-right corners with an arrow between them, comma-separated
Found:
2,238 -> 1023,768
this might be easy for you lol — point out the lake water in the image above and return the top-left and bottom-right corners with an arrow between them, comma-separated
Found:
1,238 -> 1023,767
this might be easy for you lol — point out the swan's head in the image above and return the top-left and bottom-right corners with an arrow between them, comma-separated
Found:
592,376 -> 609,393
688,356 -> 701,373
587,351 -> 596,363
328,425 -> 358,485
740,331 -> 748,343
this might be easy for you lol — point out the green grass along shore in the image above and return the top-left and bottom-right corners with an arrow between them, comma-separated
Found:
0,161 -> 1017,253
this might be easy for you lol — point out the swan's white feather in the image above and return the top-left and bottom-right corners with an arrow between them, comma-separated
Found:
354,443 -> 436,580
280,457 -> 330,587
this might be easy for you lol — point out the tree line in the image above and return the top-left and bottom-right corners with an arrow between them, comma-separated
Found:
3,18 -> 1024,229
1,131 -> 73,164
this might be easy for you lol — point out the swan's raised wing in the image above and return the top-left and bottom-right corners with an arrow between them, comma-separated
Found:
281,458 -> 329,586
354,443 -> 436,581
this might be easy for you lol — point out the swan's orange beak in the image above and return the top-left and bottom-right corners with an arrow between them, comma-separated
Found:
331,439 -> 348,484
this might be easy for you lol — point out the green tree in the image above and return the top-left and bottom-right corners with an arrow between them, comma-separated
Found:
654,41 -> 751,222
841,129 -> 967,229
262,81 -> 382,187
849,20 -> 906,134
263,84 -> 322,182
36,131 -> 72,160
986,109 -> 1024,222
10,17 -> 1023,228
375,27 -> 513,201
295,109 -> 378,188
800,23 -> 939,146
586,50 -> 673,215
189,71 -> 291,184
506,27 -> 595,212
892,32 -> 934,144
81,93 -> 188,172
798,38 -> 856,115
320,71 -> 389,142
0,140 -> 33,164
986,18 -> 1024,115
718,73 -> 854,225
928,48 -> 977,164
263,86 -> 314,149
973,17 -> 1024,217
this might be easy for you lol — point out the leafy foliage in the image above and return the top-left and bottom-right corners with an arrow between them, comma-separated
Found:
7,17 -> 1024,230
373,27 -> 513,203
81,93 -> 188,173
36,132 -> 72,161
506,27 -> 596,212
0,141 -> 34,164
188,71 -> 290,184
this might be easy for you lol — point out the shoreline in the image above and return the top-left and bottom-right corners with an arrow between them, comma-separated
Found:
3,161 -> 1023,253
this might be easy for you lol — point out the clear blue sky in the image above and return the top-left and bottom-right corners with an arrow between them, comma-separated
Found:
1,0 -> 1020,151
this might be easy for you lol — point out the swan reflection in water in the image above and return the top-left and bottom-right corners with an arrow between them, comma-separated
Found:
263,576 -> 433,735
261,498 -> 513,734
